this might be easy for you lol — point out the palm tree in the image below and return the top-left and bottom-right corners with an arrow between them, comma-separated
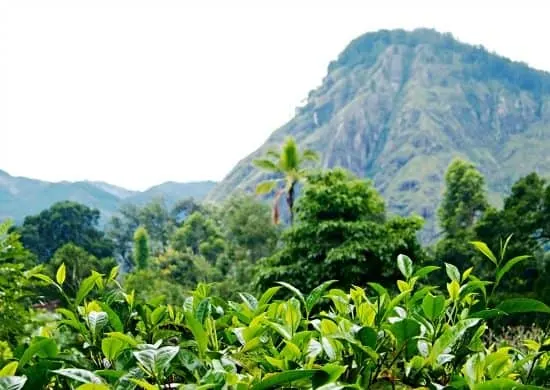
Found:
253,137 -> 318,225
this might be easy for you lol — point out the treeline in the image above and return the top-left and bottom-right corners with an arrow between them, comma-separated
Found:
1,138 -> 549,347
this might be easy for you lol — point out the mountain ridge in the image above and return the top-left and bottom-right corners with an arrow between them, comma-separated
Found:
0,170 -> 216,223
208,28 -> 550,240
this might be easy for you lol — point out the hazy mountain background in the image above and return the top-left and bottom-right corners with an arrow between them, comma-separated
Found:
0,169 -> 215,223
208,28 -> 550,241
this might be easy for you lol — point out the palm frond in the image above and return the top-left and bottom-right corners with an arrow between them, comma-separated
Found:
253,159 -> 279,172
255,180 -> 278,195
301,149 -> 319,162
281,137 -> 299,171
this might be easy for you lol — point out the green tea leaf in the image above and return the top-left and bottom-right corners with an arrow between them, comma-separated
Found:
445,263 -> 461,282
76,384 -> 110,390
0,362 -> 18,377
98,303 -> 123,333
75,273 -> 102,306
497,298 -> 550,314
413,265 -> 440,279
101,338 -> 126,361
56,263 -> 66,285
397,254 -> 413,280
88,311 -> 108,337
104,332 -> 138,347
305,280 -> 336,315
471,241 -> 497,265
0,376 -> 27,390
19,338 -> 58,367
496,255 -> 531,284
52,369 -> 103,384
252,369 -> 320,390
276,282 -> 306,307
185,311 -> 208,357
422,294 -> 446,321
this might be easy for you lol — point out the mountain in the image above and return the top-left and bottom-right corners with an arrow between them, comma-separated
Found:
0,171 -> 216,223
208,28 -> 550,240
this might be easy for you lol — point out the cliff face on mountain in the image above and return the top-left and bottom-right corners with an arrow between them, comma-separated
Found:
208,29 -> 550,240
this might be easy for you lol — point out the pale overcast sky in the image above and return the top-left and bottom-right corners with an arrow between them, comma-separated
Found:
1,0 -> 548,190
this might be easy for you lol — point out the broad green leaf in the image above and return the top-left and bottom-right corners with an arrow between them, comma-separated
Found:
88,311 -> 108,337
98,303 -> 123,333
75,273 -> 102,305
101,338 -> 126,361
0,362 -> 18,377
276,282 -> 306,307
305,280 -> 336,315
153,346 -> 179,375
19,338 -> 58,367
320,363 -> 347,383
105,332 -> 138,347
468,309 -> 508,320
321,337 -> 337,360
497,298 -> 550,314
368,282 -> 388,297
473,378 -> 543,389
76,384 -> 111,390
413,265 -> 440,279
257,286 -> 281,308
357,327 -> 377,349
128,379 -> 159,390
56,263 -> 66,285
239,292 -> 258,311
496,255 -> 531,284
52,369 -> 103,384
429,318 -> 480,365
471,241 -> 497,265
265,321 -> 292,340
150,306 -> 166,325
0,376 -> 27,390
251,370 -> 320,390
445,263 -> 461,282
422,294 -> 446,321
397,280 -> 410,293
447,280 -> 460,301
390,319 -> 420,357
185,311 -> 208,356
397,254 -> 413,279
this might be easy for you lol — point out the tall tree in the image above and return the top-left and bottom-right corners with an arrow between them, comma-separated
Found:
254,137 -> 318,224
256,168 -> 424,292
133,226 -> 150,270
19,201 -> 113,262
436,159 -> 488,268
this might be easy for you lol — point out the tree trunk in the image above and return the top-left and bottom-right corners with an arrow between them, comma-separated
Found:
287,181 -> 296,225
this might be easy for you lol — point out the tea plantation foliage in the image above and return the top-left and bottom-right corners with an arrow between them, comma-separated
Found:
1,139 -> 550,389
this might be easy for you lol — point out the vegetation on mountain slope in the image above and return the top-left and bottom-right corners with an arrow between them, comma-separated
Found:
208,28 -> 550,241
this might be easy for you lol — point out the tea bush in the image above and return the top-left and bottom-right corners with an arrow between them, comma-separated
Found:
1,242 -> 549,389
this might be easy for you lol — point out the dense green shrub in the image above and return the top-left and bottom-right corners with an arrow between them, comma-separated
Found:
1,243 -> 548,389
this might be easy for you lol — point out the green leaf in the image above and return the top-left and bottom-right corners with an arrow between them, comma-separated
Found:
101,338 -> 126,361
305,280 -> 337,315
88,311 -> 108,337
422,294 -> 446,321
473,378 -> 544,389
195,298 -> 211,324
320,363 -> 347,383
390,319 -> 420,355
429,318 -> 480,365
367,282 -> 388,297
257,286 -> 281,308
107,266 -> 119,282
133,346 -> 179,377
97,302 -> 123,333
253,159 -> 279,171
468,309 -> 508,320
76,384 -> 111,390
104,332 -> 138,347
265,321 -> 292,340
496,255 -> 531,284
276,281 -> 306,306
357,327 -> 377,349
52,369 -> 103,384
0,376 -> 27,390
56,263 -> 66,285
128,379 -> 159,390
397,254 -> 413,279
445,263 -> 461,282
75,273 -> 102,306
413,265 -> 440,279
471,241 -> 498,265
255,181 -> 278,195
252,369 -> 320,390
19,338 -> 58,367
497,298 -> 550,314
239,292 -> 258,311
0,362 -> 18,377
185,311 -> 208,357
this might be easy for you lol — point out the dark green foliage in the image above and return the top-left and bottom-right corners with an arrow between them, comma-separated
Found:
132,226 -> 150,270
48,243 -> 117,297
436,160 -> 488,269
18,201 -> 113,262
256,169 -> 425,292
